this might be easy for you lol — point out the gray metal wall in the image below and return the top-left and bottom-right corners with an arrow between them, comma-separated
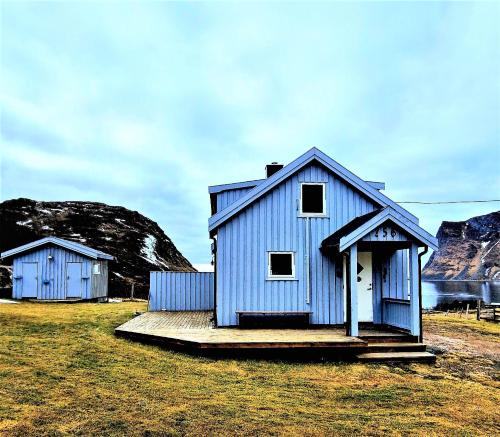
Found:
149,272 -> 214,311
90,260 -> 109,299
11,245 -> 109,300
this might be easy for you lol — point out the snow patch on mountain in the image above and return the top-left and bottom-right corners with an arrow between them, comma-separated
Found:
141,235 -> 169,269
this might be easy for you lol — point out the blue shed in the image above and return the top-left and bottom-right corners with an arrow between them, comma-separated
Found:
149,147 -> 438,343
1,237 -> 114,301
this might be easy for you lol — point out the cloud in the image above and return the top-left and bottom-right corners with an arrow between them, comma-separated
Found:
1,1 -> 499,262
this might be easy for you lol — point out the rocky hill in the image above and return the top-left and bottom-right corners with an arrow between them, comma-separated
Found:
0,198 -> 195,298
422,211 -> 500,280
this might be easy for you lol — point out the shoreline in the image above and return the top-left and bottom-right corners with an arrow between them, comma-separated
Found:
422,279 -> 500,283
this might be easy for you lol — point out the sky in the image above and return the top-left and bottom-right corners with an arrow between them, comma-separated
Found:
1,1 -> 499,264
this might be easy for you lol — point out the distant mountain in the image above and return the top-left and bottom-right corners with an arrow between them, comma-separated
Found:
422,211 -> 500,281
0,198 -> 195,298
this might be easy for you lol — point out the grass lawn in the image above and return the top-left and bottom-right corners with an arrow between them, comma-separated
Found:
0,302 -> 498,436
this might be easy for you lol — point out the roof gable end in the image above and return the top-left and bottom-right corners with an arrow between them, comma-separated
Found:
337,208 -> 438,251
1,237 -> 114,260
208,147 -> 417,233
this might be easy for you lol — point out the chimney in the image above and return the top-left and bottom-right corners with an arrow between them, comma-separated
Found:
265,162 -> 284,178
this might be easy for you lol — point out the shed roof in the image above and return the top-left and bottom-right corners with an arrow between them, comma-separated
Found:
1,237 -> 115,260
208,179 -> 264,194
208,147 -> 416,234
321,207 -> 438,253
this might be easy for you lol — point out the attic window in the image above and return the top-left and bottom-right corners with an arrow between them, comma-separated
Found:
268,252 -> 295,279
300,183 -> 325,215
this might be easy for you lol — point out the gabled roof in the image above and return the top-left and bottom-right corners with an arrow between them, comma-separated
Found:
1,237 -> 115,260
321,207 -> 438,252
208,178 -> 385,195
208,147 -> 416,233
321,209 -> 383,250
208,179 -> 265,194
365,181 -> 385,190
208,179 -> 265,216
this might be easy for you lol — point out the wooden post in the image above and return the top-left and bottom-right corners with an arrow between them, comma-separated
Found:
477,299 -> 481,320
349,244 -> 358,337
409,243 -> 420,336
131,282 -> 135,300
465,303 -> 469,319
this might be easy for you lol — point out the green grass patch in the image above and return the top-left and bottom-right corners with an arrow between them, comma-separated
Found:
0,302 -> 498,436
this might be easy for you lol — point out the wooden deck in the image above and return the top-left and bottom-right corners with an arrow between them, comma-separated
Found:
115,311 -> 414,355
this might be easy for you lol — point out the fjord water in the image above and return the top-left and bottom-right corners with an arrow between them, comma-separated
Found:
422,281 -> 500,309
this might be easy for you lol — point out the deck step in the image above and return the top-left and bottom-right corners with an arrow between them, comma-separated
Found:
366,342 -> 427,353
358,333 -> 417,343
356,351 -> 436,363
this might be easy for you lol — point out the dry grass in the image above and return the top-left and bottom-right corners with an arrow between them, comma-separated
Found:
0,303 -> 499,436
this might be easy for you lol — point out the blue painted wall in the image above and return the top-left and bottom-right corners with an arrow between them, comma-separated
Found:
215,187 -> 254,214
149,272 -> 214,311
214,162 -> 392,327
12,244 -> 108,300
372,248 -> 412,330
382,299 -> 411,330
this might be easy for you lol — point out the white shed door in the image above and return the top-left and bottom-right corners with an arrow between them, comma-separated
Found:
357,252 -> 373,322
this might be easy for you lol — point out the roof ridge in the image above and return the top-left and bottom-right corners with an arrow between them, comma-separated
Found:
208,148 -> 417,233
1,237 -> 114,260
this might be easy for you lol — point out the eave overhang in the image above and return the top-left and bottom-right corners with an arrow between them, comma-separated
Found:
321,208 -> 438,254
0,237 -> 115,261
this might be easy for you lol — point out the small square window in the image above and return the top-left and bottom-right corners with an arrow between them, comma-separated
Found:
268,252 -> 295,279
301,183 -> 325,215
93,264 -> 101,275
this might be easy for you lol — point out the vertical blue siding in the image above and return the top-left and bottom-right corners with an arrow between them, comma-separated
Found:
216,188 -> 254,213
377,248 -> 412,330
382,300 -> 411,330
372,253 -> 383,325
382,249 -> 409,300
11,244 -> 108,300
149,272 -> 214,311
215,163 -> 378,326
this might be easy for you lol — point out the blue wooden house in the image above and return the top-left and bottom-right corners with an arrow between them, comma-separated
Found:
149,147 -> 437,342
1,237 -> 114,301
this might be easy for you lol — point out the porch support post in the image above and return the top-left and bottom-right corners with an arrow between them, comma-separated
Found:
349,243 -> 358,337
409,243 -> 420,337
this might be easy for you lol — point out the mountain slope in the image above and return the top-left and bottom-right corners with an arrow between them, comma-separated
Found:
422,211 -> 500,280
0,198 -> 195,297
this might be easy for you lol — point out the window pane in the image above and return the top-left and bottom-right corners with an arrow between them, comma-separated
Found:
270,253 -> 293,276
302,184 -> 324,213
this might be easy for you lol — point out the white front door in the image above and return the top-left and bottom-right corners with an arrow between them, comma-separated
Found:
357,252 -> 373,322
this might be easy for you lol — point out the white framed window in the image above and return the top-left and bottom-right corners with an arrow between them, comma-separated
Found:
93,263 -> 101,275
300,182 -> 326,216
267,251 -> 295,279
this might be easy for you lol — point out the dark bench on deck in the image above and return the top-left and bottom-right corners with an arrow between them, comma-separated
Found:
236,311 -> 312,328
